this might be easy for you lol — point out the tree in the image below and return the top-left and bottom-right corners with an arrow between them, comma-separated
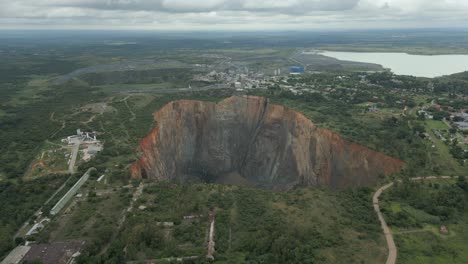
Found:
457,176 -> 468,192
15,237 -> 24,246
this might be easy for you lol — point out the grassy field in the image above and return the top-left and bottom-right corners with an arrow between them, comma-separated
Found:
425,120 -> 449,130
96,82 -> 182,94
381,179 -> 468,264
24,140 -> 70,180
425,130 -> 465,175
395,216 -> 468,264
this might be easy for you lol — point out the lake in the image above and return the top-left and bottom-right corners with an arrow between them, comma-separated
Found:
317,51 -> 468,78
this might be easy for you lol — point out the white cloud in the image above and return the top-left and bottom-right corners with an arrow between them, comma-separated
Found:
0,0 -> 467,29
162,0 -> 225,11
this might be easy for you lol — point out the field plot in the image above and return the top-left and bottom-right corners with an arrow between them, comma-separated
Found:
42,184 -> 130,245
24,141 -> 70,179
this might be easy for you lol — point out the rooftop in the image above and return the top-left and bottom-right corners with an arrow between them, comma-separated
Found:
1,246 -> 31,264
21,241 -> 86,264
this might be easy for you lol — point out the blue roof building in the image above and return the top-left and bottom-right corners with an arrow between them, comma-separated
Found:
291,66 -> 305,73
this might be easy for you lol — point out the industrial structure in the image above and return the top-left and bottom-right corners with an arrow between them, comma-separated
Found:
61,129 -> 103,171
63,129 -> 97,145
25,218 -> 50,237
50,168 -> 94,215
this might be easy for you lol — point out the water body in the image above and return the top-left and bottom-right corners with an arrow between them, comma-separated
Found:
317,51 -> 468,78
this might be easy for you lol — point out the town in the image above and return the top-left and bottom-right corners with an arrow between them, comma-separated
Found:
190,61 -> 468,166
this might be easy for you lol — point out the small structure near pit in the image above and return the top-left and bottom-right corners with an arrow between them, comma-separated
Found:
440,225 -> 449,235
25,218 -> 50,237
183,214 -> 203,220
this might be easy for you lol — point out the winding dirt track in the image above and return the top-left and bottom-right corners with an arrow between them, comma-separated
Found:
374,176 -> 465,264
373,182 -> 397,264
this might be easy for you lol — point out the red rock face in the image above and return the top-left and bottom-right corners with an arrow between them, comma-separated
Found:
131,96 -> 404,190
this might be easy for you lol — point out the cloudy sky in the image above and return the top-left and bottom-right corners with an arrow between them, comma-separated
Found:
1,0 -> 468,30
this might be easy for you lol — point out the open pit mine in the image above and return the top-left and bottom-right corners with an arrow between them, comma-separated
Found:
130,96 -> 404,190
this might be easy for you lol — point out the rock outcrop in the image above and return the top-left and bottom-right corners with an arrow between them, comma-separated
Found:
131,96 -> 404,190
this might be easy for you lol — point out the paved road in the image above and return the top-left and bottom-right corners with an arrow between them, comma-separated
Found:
374,176 -> 465,264
121,84 -> 231,95
68,142 -> 80,174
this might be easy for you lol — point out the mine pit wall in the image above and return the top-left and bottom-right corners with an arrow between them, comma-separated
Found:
130,96 -> 404,190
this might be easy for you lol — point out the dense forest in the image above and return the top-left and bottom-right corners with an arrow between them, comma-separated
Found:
0,175 -> 66,256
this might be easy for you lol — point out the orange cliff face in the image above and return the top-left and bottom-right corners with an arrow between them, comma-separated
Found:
131,96 -> 404,190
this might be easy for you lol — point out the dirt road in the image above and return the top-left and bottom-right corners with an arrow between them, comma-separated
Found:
373,182 -> 397,264
207,213 -> 216,260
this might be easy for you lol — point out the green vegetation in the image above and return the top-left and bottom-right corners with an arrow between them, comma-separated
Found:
1,32 -> 467,263
24,140 -> 70,179
0,175 -> 67,257
76,182 -> 386,264
41,186 -> 130,244
381,177 -> 468,263
425,120 -> 449,130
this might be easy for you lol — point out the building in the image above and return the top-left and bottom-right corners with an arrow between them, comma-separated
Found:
22,241 -> 86,264
290,66 -> 305,74
440,225 -> 449,235
455,121 -> 468,131
454,112 -> 468,121
418,110 -> 433,120
1,241 -> 85,264
432,104 -> 442,111
87,145 -> 103,155
0,246 -> 31,264
64,129 -> 98,145
183,214 -> 202,220
97,174 -> 105,182
25,218 -> 50,237
368,105 -> 379,113
50,168 -> 92,215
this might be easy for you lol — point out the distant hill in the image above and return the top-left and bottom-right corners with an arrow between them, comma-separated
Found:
446,71 -> 468,81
